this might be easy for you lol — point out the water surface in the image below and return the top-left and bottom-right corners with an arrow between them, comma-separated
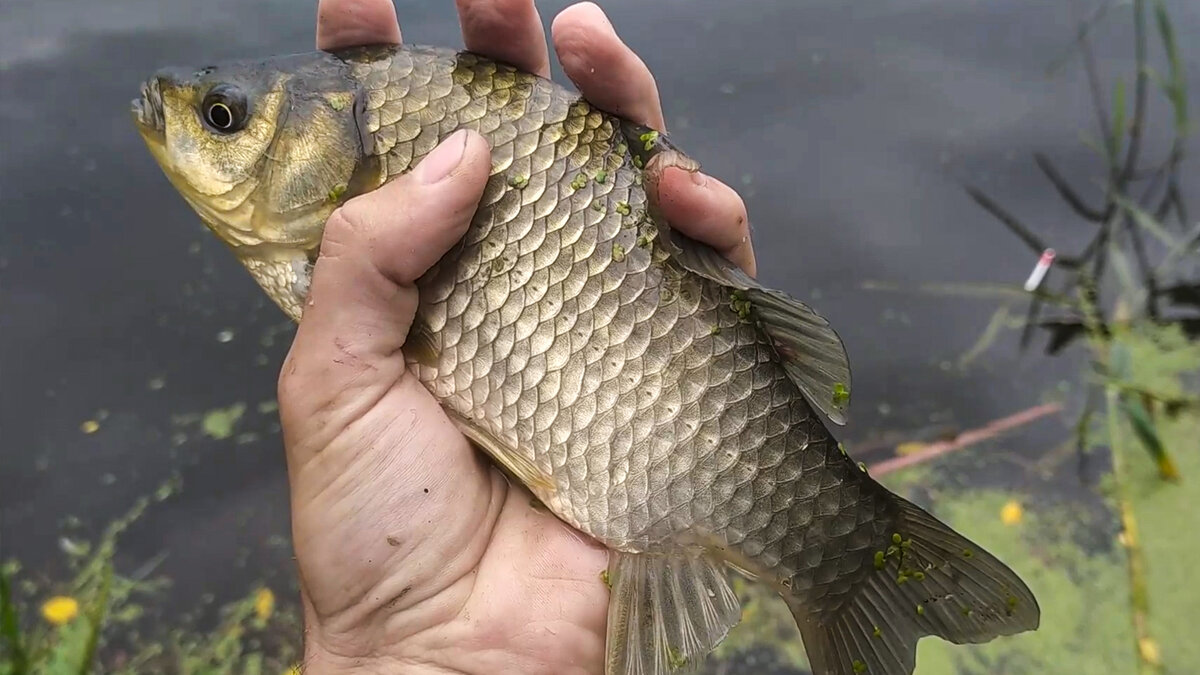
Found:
2,0 -> 1196,670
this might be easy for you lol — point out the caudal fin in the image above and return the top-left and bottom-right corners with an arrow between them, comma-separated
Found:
790,495 -> 1040,675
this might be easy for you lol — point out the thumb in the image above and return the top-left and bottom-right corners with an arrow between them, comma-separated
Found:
278,129 -> 491,454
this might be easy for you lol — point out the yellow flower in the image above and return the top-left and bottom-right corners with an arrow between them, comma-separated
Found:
1138,637 -> 1162,666
41,596 -> 79,625
1000,500 -> 1023,526
254,587 -> 275,621
895,442 -> 927,456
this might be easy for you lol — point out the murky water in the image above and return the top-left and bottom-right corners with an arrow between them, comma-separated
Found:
2,0 -> 1197,671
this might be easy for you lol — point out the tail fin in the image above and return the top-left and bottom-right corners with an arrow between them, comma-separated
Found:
790,496 -> 1040,675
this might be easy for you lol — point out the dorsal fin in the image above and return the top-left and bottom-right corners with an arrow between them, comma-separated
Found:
626,125 -> 853,424
663,227 -> 853,425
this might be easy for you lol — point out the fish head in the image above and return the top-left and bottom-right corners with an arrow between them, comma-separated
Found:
133,52 -> 383,319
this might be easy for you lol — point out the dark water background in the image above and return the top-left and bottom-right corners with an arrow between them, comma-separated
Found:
2,0 -> 1197,669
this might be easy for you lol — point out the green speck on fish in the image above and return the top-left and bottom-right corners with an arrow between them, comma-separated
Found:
600,569 -> 611,588
595,170 -> 608,184
570,173 -> 588,190
639,130 -> 660,151
873,626 -> 882,638
858,461 -> 868,473
1005,593 -> 1019,615
615,201 -> 631,216
667,646 -> 687,671
508,174 -> 529,189
327,183 -> 348,204
710,325 -> 721,336
852,660 -> 867,673
632,155 -> 644,169
916,603 -> 925,616
325,93 -> 352,111
832,382 -> 850,408
592,200 -> 605,212
612,243 -> 627,263
962,548 -> 975,558
874,551 -> 885,569
636,232 -> 654,249
729,290 -> 753,320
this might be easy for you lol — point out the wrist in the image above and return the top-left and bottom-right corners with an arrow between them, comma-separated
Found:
300,646 -> 451,675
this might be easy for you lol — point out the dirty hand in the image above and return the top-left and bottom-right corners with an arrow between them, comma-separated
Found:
278,1 -> 757,673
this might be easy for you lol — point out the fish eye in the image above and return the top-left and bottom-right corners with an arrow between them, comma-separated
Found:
200,85 -> 248,134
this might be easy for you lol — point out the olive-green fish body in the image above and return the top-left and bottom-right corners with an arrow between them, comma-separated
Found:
134,44 -> 1040,675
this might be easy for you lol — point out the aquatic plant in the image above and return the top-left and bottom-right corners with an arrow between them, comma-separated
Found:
966,0 -> 1195,351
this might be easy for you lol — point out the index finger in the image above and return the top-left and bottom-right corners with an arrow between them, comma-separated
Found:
551,2 -> 667,131
456,0 -> 552,78
316,0 -> 402,51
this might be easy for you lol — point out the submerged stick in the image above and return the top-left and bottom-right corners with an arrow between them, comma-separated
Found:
869,402 -> 1064,476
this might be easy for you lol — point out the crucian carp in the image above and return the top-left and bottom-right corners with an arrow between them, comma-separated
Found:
133,43 -> 1040,675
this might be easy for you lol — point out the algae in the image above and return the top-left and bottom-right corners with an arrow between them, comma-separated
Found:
200,403 -> 246,441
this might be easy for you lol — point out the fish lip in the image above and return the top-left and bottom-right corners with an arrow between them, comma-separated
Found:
132,77 -> 165,138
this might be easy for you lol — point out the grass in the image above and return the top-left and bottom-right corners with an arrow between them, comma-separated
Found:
0,477 -> 301,675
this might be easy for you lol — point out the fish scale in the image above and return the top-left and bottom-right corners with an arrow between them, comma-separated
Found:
135,43 -> 1040,675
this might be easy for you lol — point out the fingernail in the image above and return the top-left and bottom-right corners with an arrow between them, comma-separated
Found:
417,129 -> 469,184
690,171 -> 709,188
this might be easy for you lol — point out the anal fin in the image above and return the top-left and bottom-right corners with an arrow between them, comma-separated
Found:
605,551 -> 742,675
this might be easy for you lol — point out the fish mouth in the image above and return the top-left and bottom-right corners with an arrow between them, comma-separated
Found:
132,77 -> 165,138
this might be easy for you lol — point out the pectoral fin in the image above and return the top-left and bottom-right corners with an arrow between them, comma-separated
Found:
443,410 -> 557,494
605,551 -> 742,675
661,227 -> 853,425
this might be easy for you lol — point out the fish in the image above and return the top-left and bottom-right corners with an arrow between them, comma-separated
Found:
132,43 -> 1040,675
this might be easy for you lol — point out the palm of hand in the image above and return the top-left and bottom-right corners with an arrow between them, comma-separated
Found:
289,373 -> 607,675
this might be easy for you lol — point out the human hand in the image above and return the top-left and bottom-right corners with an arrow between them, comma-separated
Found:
280,2 -> 757,674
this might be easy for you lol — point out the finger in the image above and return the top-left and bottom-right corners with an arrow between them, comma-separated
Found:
316,0 -> 402,51
456,0 -> 551,78
278,129 -> 491,450
551,2 -> 667,131
657,167 -> 757,277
